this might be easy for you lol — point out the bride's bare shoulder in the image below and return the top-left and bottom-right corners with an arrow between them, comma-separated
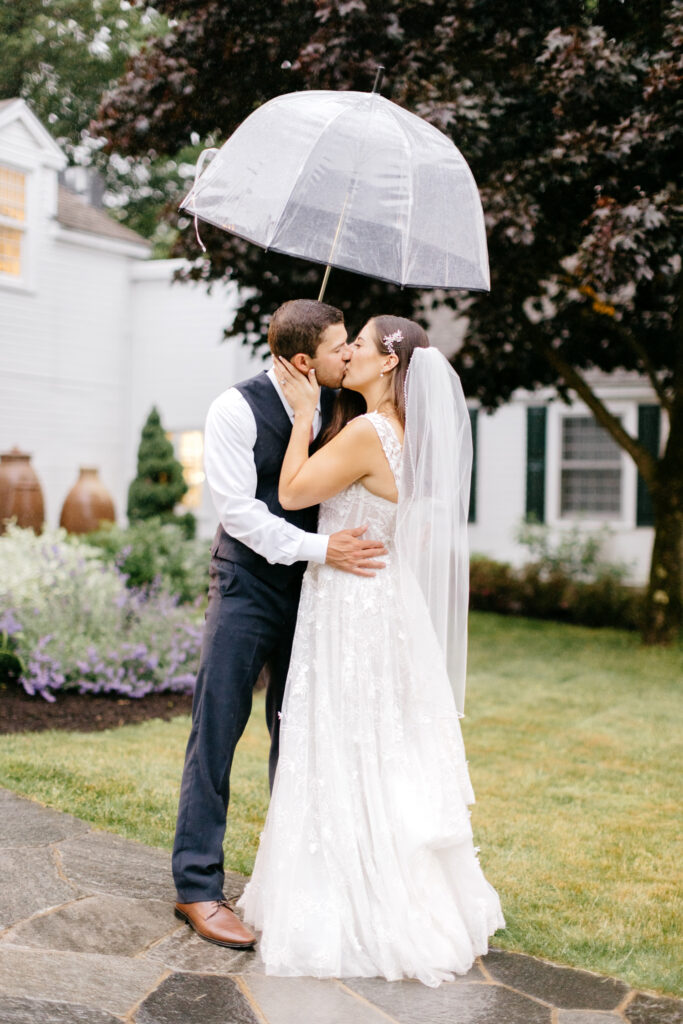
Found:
337,413 -> 400,448
337,414 -> 381,441
329,415 -> 389,464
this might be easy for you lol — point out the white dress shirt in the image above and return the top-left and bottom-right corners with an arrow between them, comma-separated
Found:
204,366 -> 329,566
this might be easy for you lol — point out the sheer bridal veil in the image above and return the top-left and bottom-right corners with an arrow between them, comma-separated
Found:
396,348 -> 473,716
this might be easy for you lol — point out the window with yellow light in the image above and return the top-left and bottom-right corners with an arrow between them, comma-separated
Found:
0,167 -> 26,277
170,430 -> 205,509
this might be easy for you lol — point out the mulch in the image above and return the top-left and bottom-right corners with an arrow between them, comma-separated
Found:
0,685 -> 194,735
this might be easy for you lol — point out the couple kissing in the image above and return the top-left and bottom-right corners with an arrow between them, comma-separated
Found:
172,298 -> 504,987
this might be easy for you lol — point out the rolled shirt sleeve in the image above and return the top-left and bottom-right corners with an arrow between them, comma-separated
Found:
204,389 -> 329,566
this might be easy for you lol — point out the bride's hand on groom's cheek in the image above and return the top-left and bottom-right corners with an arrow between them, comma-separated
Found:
277,356 -> 319,416
326,525 -> 387,577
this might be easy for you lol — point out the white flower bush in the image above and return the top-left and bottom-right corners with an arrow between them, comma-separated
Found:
0,524 -> 202,701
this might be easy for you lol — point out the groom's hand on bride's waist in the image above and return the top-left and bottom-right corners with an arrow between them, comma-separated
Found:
325,525 -> 387,576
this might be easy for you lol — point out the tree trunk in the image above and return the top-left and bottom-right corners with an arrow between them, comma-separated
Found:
643,494 -> 683,644
642,402 -> 683,645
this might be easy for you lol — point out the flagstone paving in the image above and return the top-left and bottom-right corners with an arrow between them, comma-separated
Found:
0,788 -> 680,1024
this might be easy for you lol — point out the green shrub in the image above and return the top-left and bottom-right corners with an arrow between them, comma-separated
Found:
127,407 -> 195,536
0,611 -> 25,685
565,574 -> 643,630
85,518 -> 209,604
467,556 -> 519,613
469,555 -> 644,630
515,520 -> 631,582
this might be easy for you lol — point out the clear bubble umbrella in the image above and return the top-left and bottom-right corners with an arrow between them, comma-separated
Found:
180,77 -> 489,299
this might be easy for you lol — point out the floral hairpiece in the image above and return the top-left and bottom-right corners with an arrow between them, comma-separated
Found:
382,329 -> 404,355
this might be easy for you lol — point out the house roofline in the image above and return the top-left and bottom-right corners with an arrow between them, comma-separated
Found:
52,223 -> 150,259
0,98 -> 67,170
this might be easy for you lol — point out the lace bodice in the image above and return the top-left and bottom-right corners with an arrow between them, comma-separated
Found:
318,412 -> 402,546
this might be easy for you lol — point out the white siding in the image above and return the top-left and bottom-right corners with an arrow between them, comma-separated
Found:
468,401 -> 529,566
1,235 -> 138,524
0,118 -> 54,171
0,104 -> 262,537
1,103 -> 140,525
2,250 -> 260,533
128,261 -> 261,537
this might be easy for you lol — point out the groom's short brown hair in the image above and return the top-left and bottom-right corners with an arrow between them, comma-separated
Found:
268,300 -> 344,360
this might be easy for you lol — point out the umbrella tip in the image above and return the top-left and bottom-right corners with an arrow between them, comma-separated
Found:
372,66 -> 385,94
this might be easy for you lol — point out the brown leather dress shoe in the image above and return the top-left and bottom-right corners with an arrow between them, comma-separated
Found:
174,899 -> 256,949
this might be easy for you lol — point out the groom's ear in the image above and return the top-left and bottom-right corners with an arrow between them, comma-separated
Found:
290,353 -> 311,375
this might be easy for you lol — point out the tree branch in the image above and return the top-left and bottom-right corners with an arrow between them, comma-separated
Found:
528,333 -> 658,487
618,327 -> 674,414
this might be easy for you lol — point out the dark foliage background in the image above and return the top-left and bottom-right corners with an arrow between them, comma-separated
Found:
93,1 -> 682,641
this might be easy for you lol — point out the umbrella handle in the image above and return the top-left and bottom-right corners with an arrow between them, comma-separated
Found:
189,147 -> 219,252
317,188 -> 350,301
318,265 -> 332,302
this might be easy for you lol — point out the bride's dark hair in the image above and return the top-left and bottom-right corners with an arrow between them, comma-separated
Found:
321,315 -> 430,444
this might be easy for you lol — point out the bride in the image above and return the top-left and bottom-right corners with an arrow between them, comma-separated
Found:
237,315 -> 504,987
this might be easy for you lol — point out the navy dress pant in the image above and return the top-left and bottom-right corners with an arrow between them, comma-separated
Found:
172,556 -> 301,903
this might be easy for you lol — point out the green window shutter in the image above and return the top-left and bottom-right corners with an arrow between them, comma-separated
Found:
636,404 -> 660,527
526,407 -> 547,522
468,408 -> 478,523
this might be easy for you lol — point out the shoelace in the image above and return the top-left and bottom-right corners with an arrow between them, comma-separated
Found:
206,897 -> 235,920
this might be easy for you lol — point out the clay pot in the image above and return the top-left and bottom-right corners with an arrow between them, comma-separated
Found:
60,468 -> 116,534
0,448 -> 45,534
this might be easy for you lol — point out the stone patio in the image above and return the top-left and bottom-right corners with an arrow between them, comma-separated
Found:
0,788 -> 680,1024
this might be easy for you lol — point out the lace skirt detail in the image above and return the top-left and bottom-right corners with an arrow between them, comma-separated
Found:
238,559 -> 504,987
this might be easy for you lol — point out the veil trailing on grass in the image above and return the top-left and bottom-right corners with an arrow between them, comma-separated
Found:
396,347 -> 473,716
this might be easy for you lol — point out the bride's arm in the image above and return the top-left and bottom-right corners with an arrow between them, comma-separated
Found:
280,416 -> 380,510
276,358 -> 378,510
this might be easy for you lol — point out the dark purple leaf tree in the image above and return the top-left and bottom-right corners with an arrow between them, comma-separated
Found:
96,0 -> 682,643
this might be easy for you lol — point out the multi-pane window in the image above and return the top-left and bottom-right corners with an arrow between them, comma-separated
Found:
172,430 -> 205,509
560,415 -> 622,517
0,167 -> 26,277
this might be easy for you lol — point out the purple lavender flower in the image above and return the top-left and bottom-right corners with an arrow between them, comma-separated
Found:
0,609 -> 22,636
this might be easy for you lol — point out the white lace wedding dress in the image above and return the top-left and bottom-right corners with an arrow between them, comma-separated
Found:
238,412 -> 504,986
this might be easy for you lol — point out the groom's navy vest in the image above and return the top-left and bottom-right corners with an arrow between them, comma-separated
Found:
210,371 -> 335,590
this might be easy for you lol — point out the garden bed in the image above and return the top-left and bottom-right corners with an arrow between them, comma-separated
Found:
0,684 -> 193,734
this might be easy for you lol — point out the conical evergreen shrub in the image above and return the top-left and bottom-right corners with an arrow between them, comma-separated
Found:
127,407 -> 191,528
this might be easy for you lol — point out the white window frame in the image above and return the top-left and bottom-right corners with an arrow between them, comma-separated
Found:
546,401 -> 638,529
0,159 -> 35,293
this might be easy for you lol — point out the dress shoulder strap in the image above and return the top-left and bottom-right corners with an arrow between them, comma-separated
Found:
363,411 -> 403,483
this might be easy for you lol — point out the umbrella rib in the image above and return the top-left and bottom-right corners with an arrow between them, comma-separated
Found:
265,102 -> 362,251
385,105 -> 415,287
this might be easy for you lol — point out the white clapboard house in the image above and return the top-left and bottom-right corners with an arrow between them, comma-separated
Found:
0,99 -> 660,582
0,98 -> 259,539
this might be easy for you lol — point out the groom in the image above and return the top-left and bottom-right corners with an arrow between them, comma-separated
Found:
172,299 -> 387,948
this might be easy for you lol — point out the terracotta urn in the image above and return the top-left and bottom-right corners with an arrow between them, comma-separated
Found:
0,448 -> 45,535
60,467 -> 116,534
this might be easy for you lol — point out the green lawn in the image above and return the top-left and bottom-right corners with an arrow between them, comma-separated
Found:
0,613 -> 680,996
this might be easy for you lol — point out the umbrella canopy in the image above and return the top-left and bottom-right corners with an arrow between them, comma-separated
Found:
181,89 -> 489,292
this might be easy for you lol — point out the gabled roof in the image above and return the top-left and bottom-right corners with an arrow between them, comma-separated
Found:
0,98 -> 67,170
57,186 -> 150,248
0,99 -> 149,251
